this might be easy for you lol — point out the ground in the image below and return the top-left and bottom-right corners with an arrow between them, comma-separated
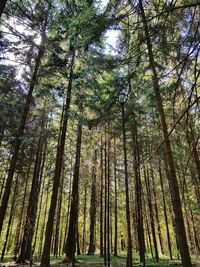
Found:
0,254 -> 200,267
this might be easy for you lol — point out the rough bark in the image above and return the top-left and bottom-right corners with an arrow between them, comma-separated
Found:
0,0 -> 7,18
113,137 -> 118,257
64,116 -> 82,264
0,39 -> 45,236
138,1 -> 192,266
40,50 -> 76,267
158,164 -> 173,260
121,103 -> 132,267
88,149 -> 98,255
100,137 -> 104,256
131,113 -> 145,265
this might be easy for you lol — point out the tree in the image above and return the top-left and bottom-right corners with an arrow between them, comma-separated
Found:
138,1 -> 192,266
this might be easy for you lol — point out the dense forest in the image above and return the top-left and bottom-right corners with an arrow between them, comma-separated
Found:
0,0 -> 199,267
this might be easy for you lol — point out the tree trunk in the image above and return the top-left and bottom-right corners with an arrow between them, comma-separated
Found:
54,167 -> 64,257
0,0 -> 7,18
104,138 -> 107,266
107,139 -> 110,267
113,137 -> 118,257
150,167 -> 164,255
16,129 -> 44,263
14,146 -> 35,259
158,163 -> 173,260
0,40 -> 45,236
138,1 -> 192,266
144,167 -> 159,261
88,149 -> 98,255
121,102 -> 132,267
1,173 -> 20,261
131,111 -> 145,265
64,116 -> 82,264
82,183 -> 87,254
40,50 -> 76,267
100,137 -> 104,256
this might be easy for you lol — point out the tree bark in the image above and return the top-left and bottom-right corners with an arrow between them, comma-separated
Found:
0,39 -> 45,236
88,149 -> 98,255
138,1 -> 192,266
64,115 -> 83,264
144,167 -> 159,261
113,137 -> 118,257
131,110 -> 145,265
121,102 -> 132,267
100,136 -> 104,256
0,0 -> 7,18
40,50 -> 76,267
1,172 -> 20,261
158,163 -> 173,260
16,129 -> 44,263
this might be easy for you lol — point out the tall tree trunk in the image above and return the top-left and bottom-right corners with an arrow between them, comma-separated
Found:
82,183 -> 87,254
121,102 -> 132,267
158,163 -> 173,260
1,172 -> 20,261
54,167 -> 64,257
40,50 -> 76,267
107,139 -> 110,267
100,136 -> 104,256
104,137 -> 107,266
186,116 -> 200,183
0,38 -> 45,236
150,167 -> 164,255
113,137 -> 118,257
138,1 -> 192,266
131,111 -> 145,265
16,129 -> 45,263
64,115 -> 83,264
63,158 -> 73,253
14,146 -> 35,259
144,167 -> 159,262
0,0 -> 7,18
88,149 -> 98,255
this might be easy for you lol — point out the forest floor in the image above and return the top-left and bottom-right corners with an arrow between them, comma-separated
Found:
0,254 -> 200,267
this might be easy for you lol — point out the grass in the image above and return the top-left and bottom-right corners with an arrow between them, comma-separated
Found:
50,254 -> 182,266
0,253 -> 190,266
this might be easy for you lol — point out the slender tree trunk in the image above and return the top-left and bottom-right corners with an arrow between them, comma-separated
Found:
40,50 -> 76,267
0,122 -> 5,148
186,117 -> 200,183
104,138 -> 107,266
64,116 -> 82,264
144,167 -> 159,262
38,177 -> 51,258
14,146 -> 34,259
121,102 -> 132,267
158,163 -> 173,260
0,40 -> 45,236
131,111 -> 145,265
100,137 -> 104,256
113,137 -> 118,257
138,1 -> 192,266
1,173 -> 20,261
32,150 -> 46,256
82,183 -> 87,254
54,167 -> 64,257
88,149 -> 98,255
16,130 -> 44,263
107,139 -> 110,267
63,158 -> 73,253
150,167 -> 164,255
0,0 -> 7,18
